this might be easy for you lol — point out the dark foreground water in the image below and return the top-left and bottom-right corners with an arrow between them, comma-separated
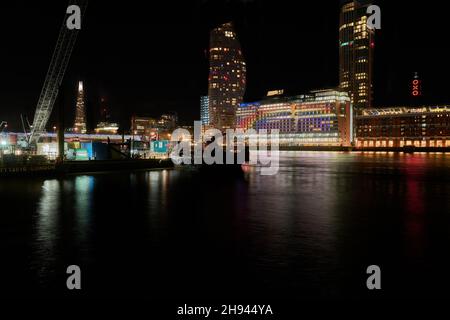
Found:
1,152 -> 450,300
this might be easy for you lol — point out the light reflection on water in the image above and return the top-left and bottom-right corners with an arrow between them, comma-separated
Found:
33,180 -> 61,280
1,152 -> 450,298
74,176 -> 94,242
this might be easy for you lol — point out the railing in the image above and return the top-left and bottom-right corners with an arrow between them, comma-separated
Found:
0,155 -> 56,176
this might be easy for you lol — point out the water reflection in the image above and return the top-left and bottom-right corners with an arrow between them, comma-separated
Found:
146,170 -> 169,215
73,176 -> 94,246
4,152 -> 449,298
33,180 -> 62,282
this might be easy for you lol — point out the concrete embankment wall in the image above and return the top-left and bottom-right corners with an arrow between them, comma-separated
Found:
0,159 -> 174,178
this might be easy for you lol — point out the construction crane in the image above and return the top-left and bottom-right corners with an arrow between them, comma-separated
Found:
0,121 -> 7,133
29,0 -> 88,145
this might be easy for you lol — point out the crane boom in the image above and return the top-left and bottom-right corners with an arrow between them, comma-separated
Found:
29,0 -> 88,144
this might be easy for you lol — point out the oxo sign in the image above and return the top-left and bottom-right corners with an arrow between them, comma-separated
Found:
412,73 -> 421,97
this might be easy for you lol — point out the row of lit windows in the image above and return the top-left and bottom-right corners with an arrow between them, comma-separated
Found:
224,31 -> 235,38
356,140 -> 450,148
342,3 -> 355,13
355,73 -> 368,80
211,47 -> 231,52
339,22 -> 354,31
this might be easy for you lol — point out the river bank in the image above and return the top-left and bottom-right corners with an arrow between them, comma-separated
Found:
279,146 -> 450,153
0,158 -> 174,178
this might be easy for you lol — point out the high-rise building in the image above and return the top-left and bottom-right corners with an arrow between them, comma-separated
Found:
74,81 -> 87,134
200,96 -> 210,126
339,0 -> 374,110
208,22 -> 246,132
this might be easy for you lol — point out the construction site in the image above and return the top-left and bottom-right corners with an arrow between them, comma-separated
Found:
0,1 -> 173,176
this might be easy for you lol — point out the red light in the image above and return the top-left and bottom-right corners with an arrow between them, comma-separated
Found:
412,78 -> 421,97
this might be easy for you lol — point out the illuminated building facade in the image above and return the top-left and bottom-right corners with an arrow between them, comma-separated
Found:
156,113 -> 178,140
158,113 -> 178,132
131,116 -> 157,137
95,97 -> 119,135
95,122 -> 119,135
208,22 -> 246,132
200,96 -> 210,126
74,81 -> 87,133
355,106 -> 450,148
236,89 -> 353,147
131,114 -> 177,141
339,0 -> 374,110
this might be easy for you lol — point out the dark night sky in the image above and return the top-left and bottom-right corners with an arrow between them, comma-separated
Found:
1,0 -> 449,131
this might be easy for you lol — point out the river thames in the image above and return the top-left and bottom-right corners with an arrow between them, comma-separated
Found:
1,152 -> 450,300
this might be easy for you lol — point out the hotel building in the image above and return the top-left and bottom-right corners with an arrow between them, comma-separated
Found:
355,106 -> 450,148
208,22 -> 247,132
339,0 -> 374,110
236,89 -> 353,147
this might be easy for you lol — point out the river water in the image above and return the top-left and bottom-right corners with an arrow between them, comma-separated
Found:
1,152 -> 450,300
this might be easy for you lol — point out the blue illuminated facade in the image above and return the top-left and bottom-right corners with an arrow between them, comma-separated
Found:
200,96 -> 210,126
236,89 -> 353,147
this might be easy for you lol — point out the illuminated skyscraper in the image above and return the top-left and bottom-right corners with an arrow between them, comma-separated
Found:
339,0 -> 374,110
208,22 -> 246,132
74,81 -> 87,134
200,96 -> 210,126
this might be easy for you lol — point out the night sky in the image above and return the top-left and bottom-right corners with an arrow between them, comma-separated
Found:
1,0 -> 449,131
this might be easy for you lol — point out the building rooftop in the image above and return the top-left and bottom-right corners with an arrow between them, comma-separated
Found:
359,106 -> 450,117
239,89 -> 350,107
